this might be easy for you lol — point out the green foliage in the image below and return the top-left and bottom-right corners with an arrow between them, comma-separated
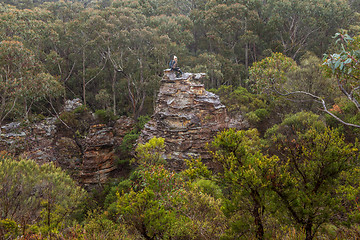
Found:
116,137 -> 228,239
266,117 -> 360,239
0,153 -> 86,236
118,115 -> 150,155
82,210 -> 137,240
326,97 -> 360,139
265,111 -> 326,141
246,108 -> 269,124
73,105 -> 89,114
0,39 -> 62,122
0,218 -> 19,239
210,85 -> 268,115
57,111 -> 79,128
212,128 -> 279,239
119,132 -> 140,155
103,179 -> 132,219
182,157 -> 212,181
192,179 -> 223,199
249,52 -> 297,94
135,115 -> 150,130
132,137 -> 166,166
94,109 -> 117,123
323,33 -> 360,77
95,89 -> 112,110
321,33 -> 360,127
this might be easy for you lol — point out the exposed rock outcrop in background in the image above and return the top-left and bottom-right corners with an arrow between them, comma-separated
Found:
0,100 -> 135,187
138,70 -> 242,170
80,116 -> 135,185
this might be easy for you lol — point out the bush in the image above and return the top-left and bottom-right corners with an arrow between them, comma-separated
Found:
73,105 -> 89,114
0,218 -> 19,239
95,109 -> 117,123
56,111 -> 79,128
192,179 -> 223,199
118,115 -> 150,156
0,153 -> 86,236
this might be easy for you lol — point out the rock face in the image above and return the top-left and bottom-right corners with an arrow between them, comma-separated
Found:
138,70 -> 230,170
0,102 -> 136,187
79,116 -> 136,185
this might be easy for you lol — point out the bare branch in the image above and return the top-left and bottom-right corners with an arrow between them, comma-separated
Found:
44,97 -> 71,129
336,77 -> 360,111
84,57 -> 108,87
1,97 -> 18,123
276,89 -> 360,128
63,61 -> 76,83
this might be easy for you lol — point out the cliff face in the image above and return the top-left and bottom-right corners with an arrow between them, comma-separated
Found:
0,101 -> 135,187
138,70 -> 231,170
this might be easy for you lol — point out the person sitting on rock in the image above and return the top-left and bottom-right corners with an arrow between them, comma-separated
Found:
169,55 -> 183,78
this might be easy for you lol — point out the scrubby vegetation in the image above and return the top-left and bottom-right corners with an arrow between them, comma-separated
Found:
1,0 -> 360,239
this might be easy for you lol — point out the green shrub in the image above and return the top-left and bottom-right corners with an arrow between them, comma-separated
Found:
119,132 -> 140,154
192,179 -> 223,199
56,111 -> 79,128
182,158 -> 212,181
73,105 -> 89,114
0,218 -> 19,239
94,109 -> 117,123
135,115 -> 150,131
254,108 -> 269,120
0,154 -> 87,236
118,115 -> 150,155
246,111 -> 261,124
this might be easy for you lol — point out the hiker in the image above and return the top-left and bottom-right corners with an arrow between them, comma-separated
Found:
169,55 -> 183,78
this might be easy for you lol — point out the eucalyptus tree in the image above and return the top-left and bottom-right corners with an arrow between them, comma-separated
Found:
0,40 -> 62,126
261,0 -> 352,59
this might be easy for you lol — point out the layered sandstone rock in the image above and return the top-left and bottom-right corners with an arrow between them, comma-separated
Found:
138,70 -> 230,170
79,117 -> 136,185
0,102 -> 136,187
80,124 -> 116,185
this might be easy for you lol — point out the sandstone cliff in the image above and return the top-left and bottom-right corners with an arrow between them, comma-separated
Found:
0,100 -> 135,187
138,70 -> 231,170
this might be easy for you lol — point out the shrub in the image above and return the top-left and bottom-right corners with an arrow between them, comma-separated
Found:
0,154 -> 86,236
94,109 -> 117,123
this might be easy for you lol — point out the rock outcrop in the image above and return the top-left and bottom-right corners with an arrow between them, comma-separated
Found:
79,116 -> 136,185
0,100 -> 136,187
138,70 -> 231,170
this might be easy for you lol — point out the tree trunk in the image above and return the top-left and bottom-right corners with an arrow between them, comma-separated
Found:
305,220 -> 313,240
82,49 -> 86,106
112,69 -> 117,115
251,190 -> 264,240
245,17 -> 249,70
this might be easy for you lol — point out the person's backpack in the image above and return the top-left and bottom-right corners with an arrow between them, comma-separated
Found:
169,60 -> 174,68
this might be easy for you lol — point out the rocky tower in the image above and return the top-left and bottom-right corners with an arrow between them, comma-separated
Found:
138,70 -> 229,170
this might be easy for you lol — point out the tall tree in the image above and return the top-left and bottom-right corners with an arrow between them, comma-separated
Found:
0,40 -> 61,126
262,0 -> 352,59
